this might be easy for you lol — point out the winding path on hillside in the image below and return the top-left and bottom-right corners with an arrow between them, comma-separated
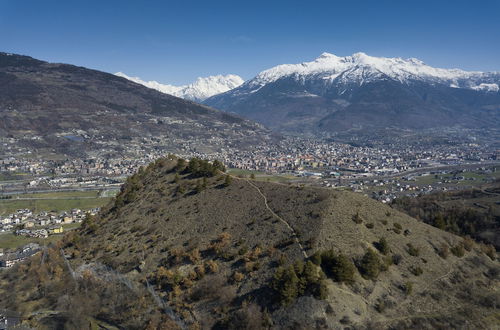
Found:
243,178 -> 309,259
480,188 -> 500,197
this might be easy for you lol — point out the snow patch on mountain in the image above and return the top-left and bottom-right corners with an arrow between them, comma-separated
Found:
471,83 -> 499,92
115,72 -> 244,102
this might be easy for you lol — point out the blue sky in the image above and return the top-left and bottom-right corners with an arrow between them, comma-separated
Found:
1,0 -> 499,84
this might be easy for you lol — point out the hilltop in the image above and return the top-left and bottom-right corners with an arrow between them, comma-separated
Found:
0,157 -> 498,329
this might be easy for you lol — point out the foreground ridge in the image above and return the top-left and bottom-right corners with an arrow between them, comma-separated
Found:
0,156 -> 498,329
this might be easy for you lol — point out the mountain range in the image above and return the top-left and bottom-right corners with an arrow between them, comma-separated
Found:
0,52 -> 268,157
204,52 -> 500,134
115,72 -> 244,102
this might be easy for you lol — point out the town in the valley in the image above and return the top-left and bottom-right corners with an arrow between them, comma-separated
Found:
1,129 -> 499,270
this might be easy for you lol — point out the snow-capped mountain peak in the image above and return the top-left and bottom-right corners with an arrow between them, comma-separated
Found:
115,72 -> 244,102
115,72 -> 182,95
204,51 -> 500,136
247,52 -> 497,90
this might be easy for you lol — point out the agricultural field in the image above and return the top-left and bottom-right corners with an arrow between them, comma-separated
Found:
0,172 -> 32,181
412,167 -> 499,187
0,190 -> 115,216
228,168 -> 297,183
0,232 -> 63,249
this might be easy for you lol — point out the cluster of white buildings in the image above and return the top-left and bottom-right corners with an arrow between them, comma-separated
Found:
0,208 -> 99,234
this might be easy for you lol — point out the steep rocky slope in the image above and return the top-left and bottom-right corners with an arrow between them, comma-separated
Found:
1,157 -> 498,329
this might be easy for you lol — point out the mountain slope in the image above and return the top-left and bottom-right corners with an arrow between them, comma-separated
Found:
204,52 -> 500,134
2,156 -> 497,329
0,52 -> 267,157
115,72 -> 244,102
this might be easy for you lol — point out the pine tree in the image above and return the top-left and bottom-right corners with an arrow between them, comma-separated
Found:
377,237 -> 390,255
272,266 -> 299,306
359,249 -> 381,280
224,175 -> 232,187
434,212 -> 446,230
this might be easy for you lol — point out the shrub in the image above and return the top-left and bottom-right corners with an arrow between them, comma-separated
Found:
310,252 -> 322,265
212,160 -> 226,173
188,248 -> 201,264
320,250 -> 356,284
271,266 -> 300,306
206,260 -> 219,273
451,244 -> 465,257
438,243 -> 449,259
177,184 -> 185,195
186,158 -> 225,177
375,238 -> 390,255
381,219 -> 388,225
393,222 -> 402,234
365,223 -> 374,229
271,261 -> 328,306
238,246 -> 248,256
352,212 -> 363,224
175,158 -> 186,172
232,271 -> 244,282
224,175 -> 232,187
195,264 -> 206,279
245,261 -> 261,273
209,232 -> 232,255
403,281 -> 413,295
81,214 -> 97,234
380,256 -> 393,271
392,254 -> 403,265
409,266 -> 423,276
190,274 -> 226,302
375,300 -> 386,313
278,253 -> 288,266
406,243 -> 420,257
480,244 -> 496,260
358,249 -> 382,280
195,180 -> 204,193
463,236 -> 474,252
433,213 -> 446,230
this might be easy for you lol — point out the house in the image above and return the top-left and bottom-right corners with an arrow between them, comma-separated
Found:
1,218 -> 11,225
49,226 -> 64,234
0,310 -> 20,329
24,221 -> 35,228
0,246 -> 41,268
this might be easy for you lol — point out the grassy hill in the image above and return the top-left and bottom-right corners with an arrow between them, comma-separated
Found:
1,157 -> 498,329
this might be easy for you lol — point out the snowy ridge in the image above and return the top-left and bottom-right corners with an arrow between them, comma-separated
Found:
115,72 -> 244,102
245,52 -> 499,92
